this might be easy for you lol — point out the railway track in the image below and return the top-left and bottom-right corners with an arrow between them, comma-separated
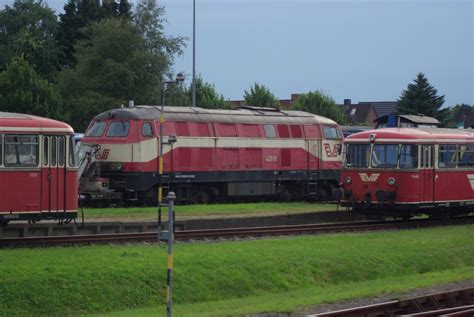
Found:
308,287 -> 474,317
1,216 -> 473,248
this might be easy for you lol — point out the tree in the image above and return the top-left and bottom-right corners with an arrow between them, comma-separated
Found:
243,83 -> 280,108
0,56 -> 62,119
448,103 -> 474,128
292,91 -> 346,124
187,76 -> 232,109
396,73 -> 448,124
0,0 -> 60,80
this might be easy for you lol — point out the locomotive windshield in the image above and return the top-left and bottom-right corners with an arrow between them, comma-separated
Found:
86,121 -> 107,137
345,143 -> 418,169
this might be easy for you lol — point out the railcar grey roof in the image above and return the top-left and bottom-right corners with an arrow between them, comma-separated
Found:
374,114 -> 440,125
93,106 -> 338,125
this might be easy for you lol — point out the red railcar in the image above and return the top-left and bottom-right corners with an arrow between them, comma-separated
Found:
336,128 -> 474,218
0,112 -> 78,225
80,106 -> 343,203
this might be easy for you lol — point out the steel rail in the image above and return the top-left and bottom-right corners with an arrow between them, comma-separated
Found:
307,287 -> 474,317
1,216 -> 473,248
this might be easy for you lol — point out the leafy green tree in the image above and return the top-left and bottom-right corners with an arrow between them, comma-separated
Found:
292,91 -> 346,124
396,73 -> 448,124
448,103 -> 474,128
118,0 -> 131,18
0,0 -> 60,80
243,83 -> 280,108
0,56 -> 62,119
188,76 -> 232,109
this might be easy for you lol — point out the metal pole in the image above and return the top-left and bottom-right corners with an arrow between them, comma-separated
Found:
166,191 -> 176,317
192,0 -> 196,107
158,83 -> 166,240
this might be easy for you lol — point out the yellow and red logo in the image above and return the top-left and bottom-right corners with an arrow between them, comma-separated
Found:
359,173 -> 380,182
95,149 -> 110,160
324,143 -> 341,158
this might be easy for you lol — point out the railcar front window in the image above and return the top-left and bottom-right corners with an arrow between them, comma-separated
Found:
399,144 -> 418,168
69,136 -> 76,167
107,121 -> 130,137
458,145 -> 474,167
371,144 -> 398,168
439,145 -> 457,168
85,121 -> 107,137
4,135 -> 39,167
345,144 -> 371,168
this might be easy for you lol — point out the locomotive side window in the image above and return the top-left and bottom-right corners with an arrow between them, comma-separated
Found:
399,144 -> 418,168
4,135 -> 39,167
345,144 -> 370,168
219,123 -> 237,137
142,122 -> 154,137
107,121 -> 130,137
438,145 -> 457,168
197,123 -> 212,137
86,121 -> 107,137
277,125 -> 290,138
242,124 -> 260,137
290,125 -> 303,138
323,126 -> 341,139
458,145 -> 474,167
176,122 -> 190,136
264,124 -> 276,138
371,144 -> 398,168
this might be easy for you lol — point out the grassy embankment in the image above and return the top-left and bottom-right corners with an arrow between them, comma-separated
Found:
0,225 -> 473,317
85,201 -> 337,221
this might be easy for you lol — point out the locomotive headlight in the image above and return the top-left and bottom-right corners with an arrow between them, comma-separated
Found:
110,163 -> 123,171
345,176 -> 352,185
388,177 -> 396,186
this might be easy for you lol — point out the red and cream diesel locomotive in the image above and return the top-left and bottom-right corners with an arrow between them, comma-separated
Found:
0,112 -> 78,225
335,127 -> 474,218
80,105 -> 344,203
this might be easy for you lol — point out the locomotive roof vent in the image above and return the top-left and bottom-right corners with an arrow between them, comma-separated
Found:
237,106 -> 281,113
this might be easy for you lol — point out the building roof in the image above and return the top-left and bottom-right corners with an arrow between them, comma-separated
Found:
341,103 -> 373,124
359,101 -> 397,118
374,114 -> 440,126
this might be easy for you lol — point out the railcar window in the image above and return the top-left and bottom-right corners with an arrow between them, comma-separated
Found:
0,134 -> 2,166
4,135 -> 39,167
43,137 -> 48,166
59,136 -> 65,166
345,144 -> 371,168
107,121 -> 130,137
142,122 -> 154,137
458,145 -> 474,167
438,145 -> 457,168
323,126 -> 341,139
69,136 -> 76,167
264,124 -> 276,138
85,121 -> 107,137
399,144 -> 418,168
51,137 -> 57,166
371,144 -> 399,168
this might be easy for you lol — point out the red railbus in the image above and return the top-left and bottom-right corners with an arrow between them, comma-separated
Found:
335,128 -> 474,218
80,106 -> 343,204
0,112 -> 78,225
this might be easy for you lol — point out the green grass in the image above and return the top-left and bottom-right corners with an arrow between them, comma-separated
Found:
84,202 -> 337,221
0,225 -> 473,317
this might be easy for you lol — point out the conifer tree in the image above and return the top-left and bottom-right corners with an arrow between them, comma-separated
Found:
396,73 -> 448,124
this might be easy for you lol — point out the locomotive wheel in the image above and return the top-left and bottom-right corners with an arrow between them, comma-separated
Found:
192,189 -> 210,204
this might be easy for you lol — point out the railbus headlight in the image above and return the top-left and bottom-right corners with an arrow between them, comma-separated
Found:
345,176 -> 352,185
388,177 -> 396,186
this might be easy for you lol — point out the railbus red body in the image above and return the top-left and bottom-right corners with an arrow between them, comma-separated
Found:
0,112 -> 78,224
80,106 -> 344,203
336,128 -> 474,218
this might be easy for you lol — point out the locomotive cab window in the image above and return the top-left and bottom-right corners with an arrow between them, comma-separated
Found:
86,121 -> 107,137
142,122 -> 154,137
4,135 -> 39,167
107,121 -> 130,137
345,144 -> 371,168
323,126 -> 341,139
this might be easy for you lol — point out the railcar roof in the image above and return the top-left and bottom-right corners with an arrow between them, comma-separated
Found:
346,127 -> 474,142
0,112 -> 74,133
92,106 -> 338,125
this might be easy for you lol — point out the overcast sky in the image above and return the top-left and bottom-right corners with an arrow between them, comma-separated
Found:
1,0 -> 473,106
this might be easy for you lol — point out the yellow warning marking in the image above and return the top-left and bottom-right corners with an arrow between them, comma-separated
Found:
160,116 -> 165,124
167,255 -> 174,269
158,187 -> 163,202
159,157 -> 163,174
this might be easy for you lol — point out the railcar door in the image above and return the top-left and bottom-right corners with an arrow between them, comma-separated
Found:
42,136 -> 67,213
421,145 -> 435,204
